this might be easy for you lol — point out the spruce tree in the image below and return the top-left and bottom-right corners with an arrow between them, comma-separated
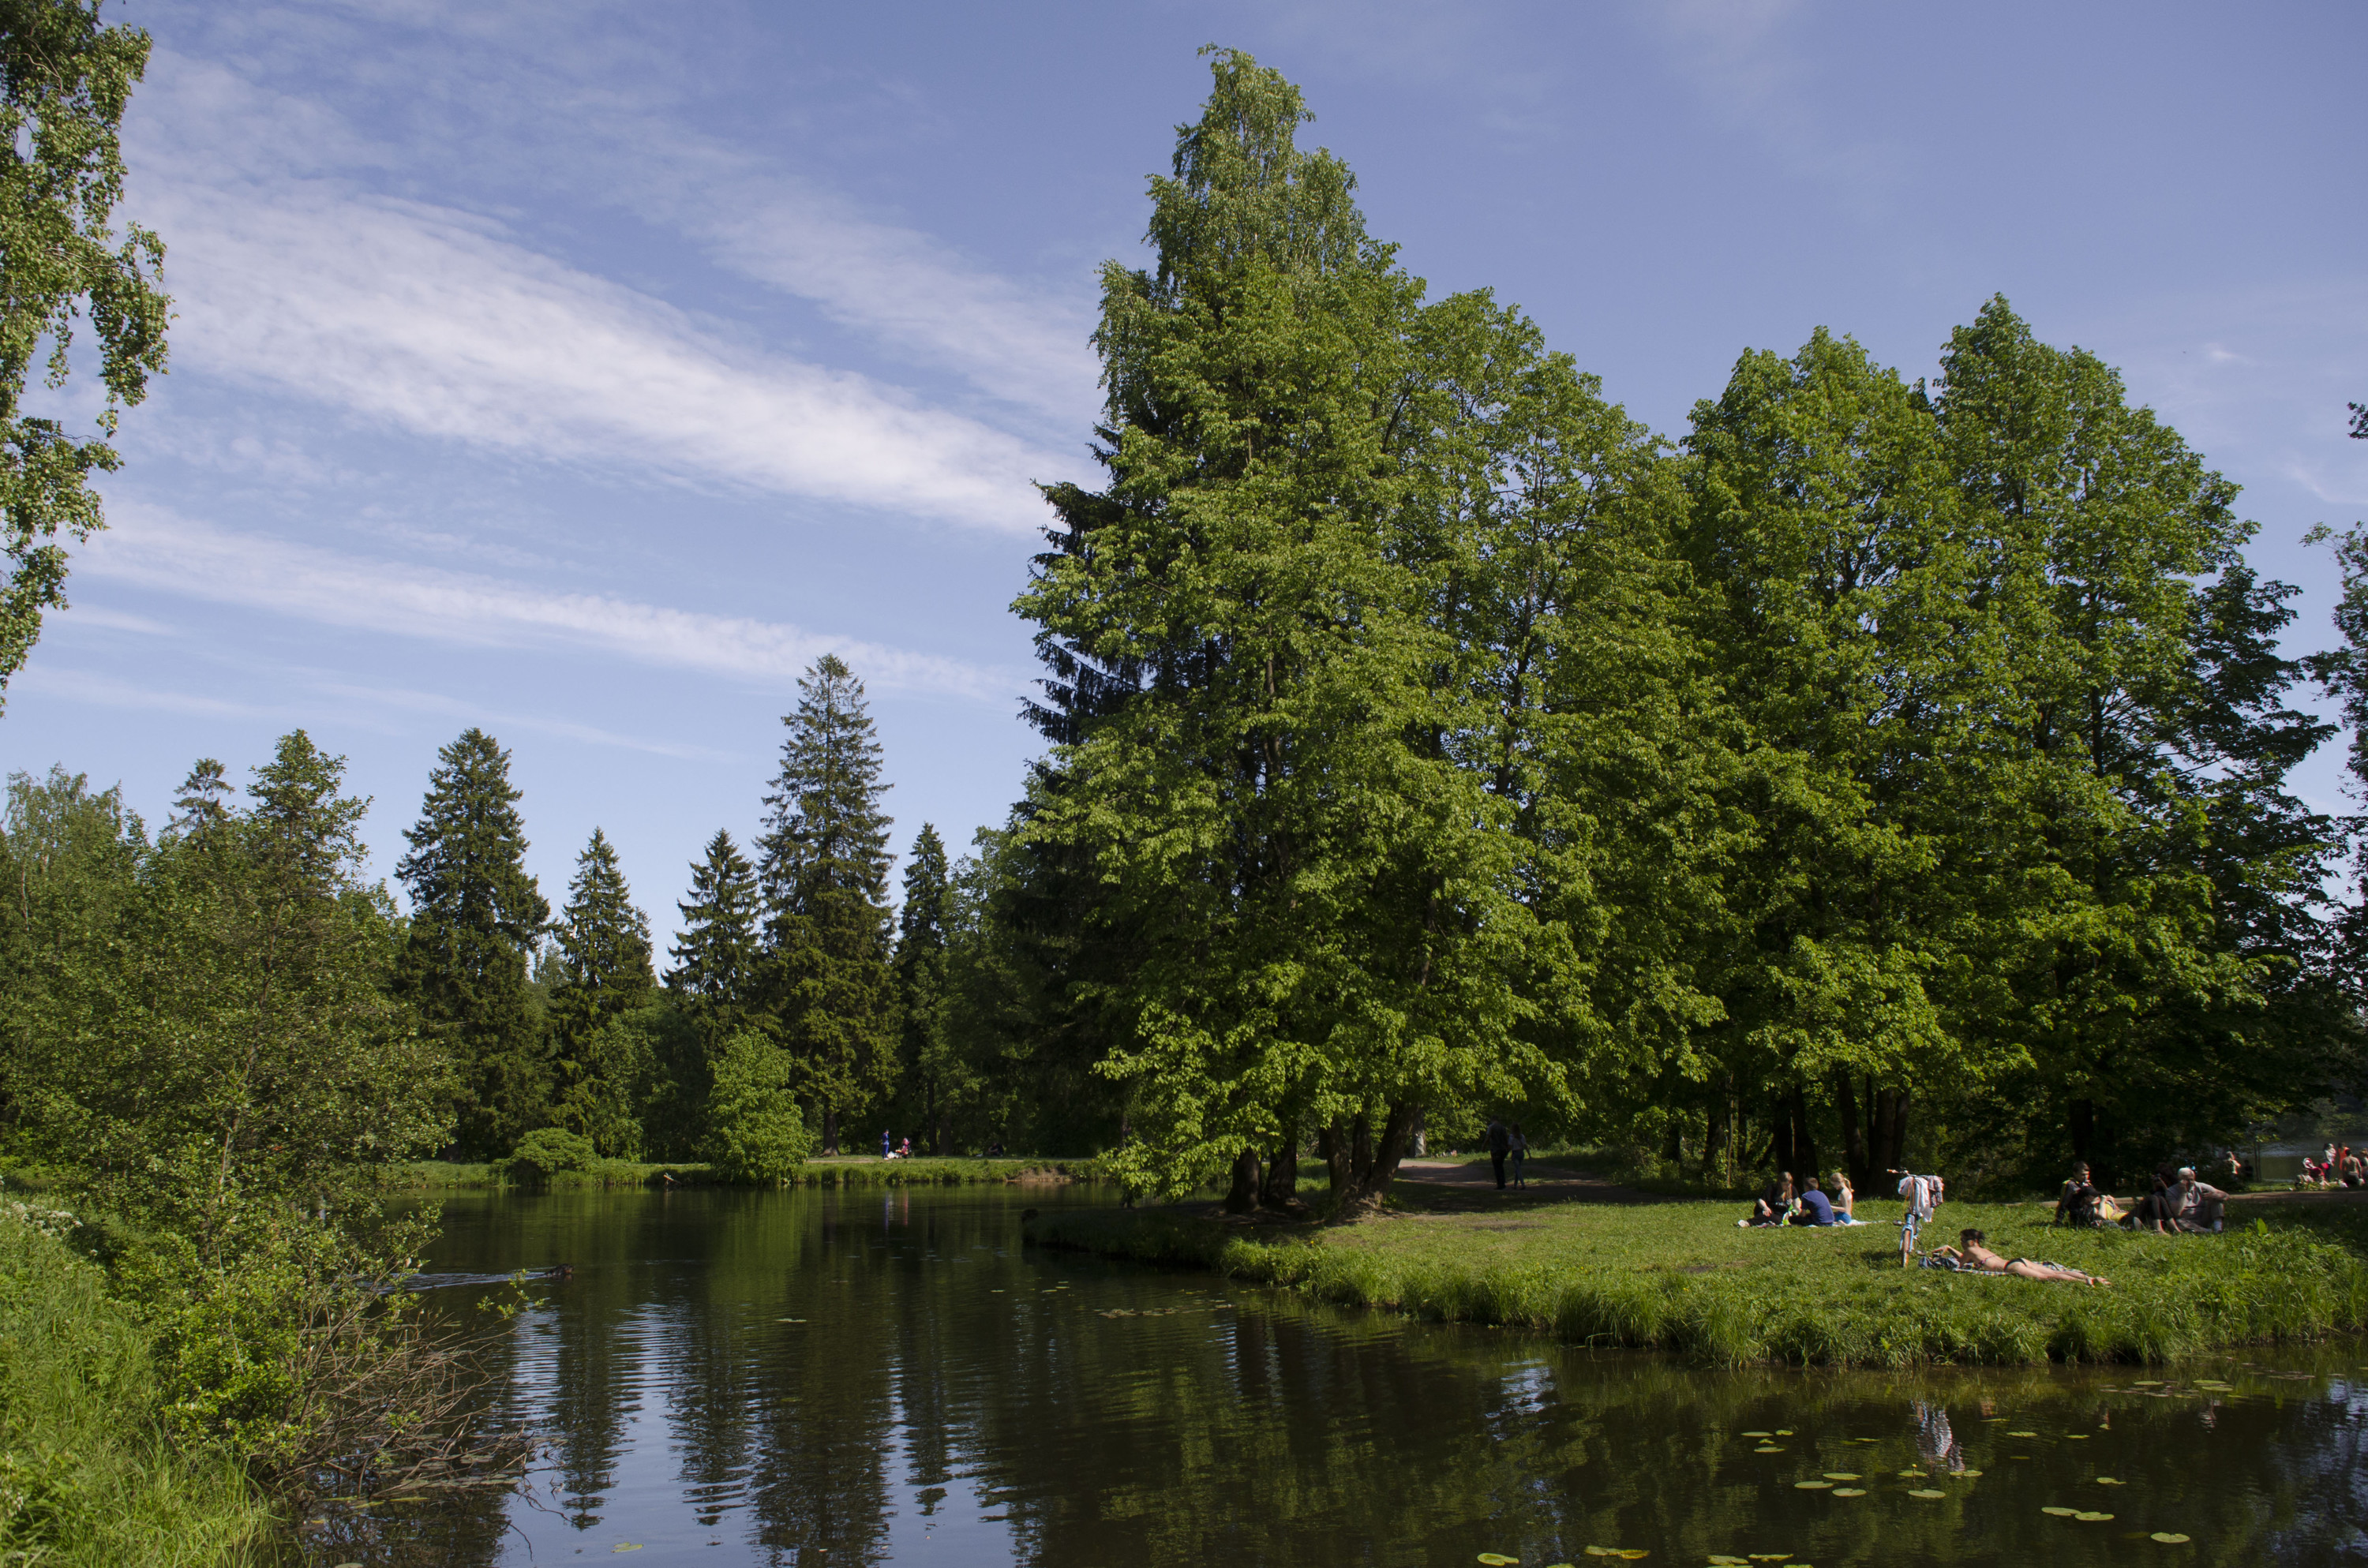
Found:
394,728 -> 549,1160
550,828 -> 655,1154
667,828 -> 761,1026
757,653 -> 897,1155
167,758 -> 232,841
894,824 -> 956,1154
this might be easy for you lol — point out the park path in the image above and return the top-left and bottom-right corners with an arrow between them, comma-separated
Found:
1392,1157 -> 1679,1207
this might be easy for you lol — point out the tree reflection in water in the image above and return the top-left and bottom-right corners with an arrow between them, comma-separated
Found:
344,1187 -> 2366,1566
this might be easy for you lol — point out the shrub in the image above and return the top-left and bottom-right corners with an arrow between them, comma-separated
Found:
505,1127 -> 597,1182
707,1031 -> 811,1184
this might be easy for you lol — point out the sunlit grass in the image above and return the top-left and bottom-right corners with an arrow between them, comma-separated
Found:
1029,1188 -> 2368,1368
0,1215 -> 273,1565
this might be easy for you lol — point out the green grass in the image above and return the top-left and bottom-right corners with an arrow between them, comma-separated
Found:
1028,1185 -> 2368,1368
0,1211 -> 272,1565
392,1155 -> 1103,1189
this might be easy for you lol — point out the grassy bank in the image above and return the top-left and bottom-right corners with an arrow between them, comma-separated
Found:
395,1155 -> 1101,1190
1027,1186 -> 2368,1368
0,1210 -> 272,1565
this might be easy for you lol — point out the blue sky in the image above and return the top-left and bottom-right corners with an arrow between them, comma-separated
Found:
9,0 -> 2365,940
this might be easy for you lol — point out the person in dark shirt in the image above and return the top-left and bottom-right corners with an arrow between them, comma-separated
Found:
1486,1121 -> 1512,1189
1793,1177 -> 1836,1226
2055,1162 -> 2102,1227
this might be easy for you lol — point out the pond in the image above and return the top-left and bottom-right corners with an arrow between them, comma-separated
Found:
343,1184 -> 2366,1566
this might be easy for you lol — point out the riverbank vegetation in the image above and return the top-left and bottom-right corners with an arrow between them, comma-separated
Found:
1028,1192 -> 2368,1368
392,1156 -> 1097,1190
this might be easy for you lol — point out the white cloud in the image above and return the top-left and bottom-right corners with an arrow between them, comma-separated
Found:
80,507 -> 1017,702
135,174 -> 1066,533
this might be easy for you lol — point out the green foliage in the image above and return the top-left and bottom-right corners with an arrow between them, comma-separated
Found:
0,1213 -> 268,1565
395,728 -> 551,1161
706,1029 -> 812,1184
504,1126 -> 597,1181
758,654 -> 898,1152
893,823 -> 965,1153
550,827 -> 656,1154
1,739 -> 450,1264
666,827 -> 760,1027
0,0 -> 171,708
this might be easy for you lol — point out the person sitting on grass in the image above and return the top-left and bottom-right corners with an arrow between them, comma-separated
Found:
1927,1229 -> 2110,1286
2055,1162 -> 2103,1227
1742,1171 -> 1795,1226
2164,1167 -> 2227,1233
1789,1176 -> 1836,1226
1827,1170 -> 1855,1221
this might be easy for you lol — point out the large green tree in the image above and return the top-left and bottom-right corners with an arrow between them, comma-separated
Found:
393,728 -> 549,1160
0,0 -> 169,706
892,824 -> 962,1154
550,827 -> 656,1155
1017,50 -> 1596,1205
667,828 -> 761,1027
758,653 -> 897,1154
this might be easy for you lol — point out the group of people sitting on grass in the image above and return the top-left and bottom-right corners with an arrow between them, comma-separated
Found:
2299,1143 -> 2362,1189
1740,1170 -> 1862,1226
2054,1161 -> 2229,1233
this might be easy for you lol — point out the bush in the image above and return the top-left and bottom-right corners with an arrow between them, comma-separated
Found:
706,1031 -> 811,1184
505,1127 -> 597,1182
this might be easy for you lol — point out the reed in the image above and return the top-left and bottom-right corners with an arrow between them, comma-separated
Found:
1026,1191 -> 2368,1368
0,1213 -> 274,1565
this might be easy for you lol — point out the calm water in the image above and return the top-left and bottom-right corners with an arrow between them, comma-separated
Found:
339,1184 -> 2367,1566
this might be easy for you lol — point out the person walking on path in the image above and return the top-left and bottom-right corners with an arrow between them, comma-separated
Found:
1486,1120 -> 1512,1189
1508,1124 -> 1529,1188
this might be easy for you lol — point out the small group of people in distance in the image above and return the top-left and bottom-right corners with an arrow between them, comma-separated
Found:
2299,1142 -> 2363,1189
1485,1120 -> 1530,1189
2055,1161 -> 2228,1234
1739,1170 -> 1859,1226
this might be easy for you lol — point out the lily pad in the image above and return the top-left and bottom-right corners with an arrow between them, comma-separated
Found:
2042,1506 -> 2078,1517
1897,1469 -> 1927,1478
1773,1428 -> 1794,1436
1793,1480 -> 1834,1491
2064,1434 -> 2089,1440
2074,1512 -> 2114,1522
2096,1477 -> 2124,1485
1959,1470 -> 1983,1479
1821,1473 -> 1860,1481
1747,1558 -> 1793,1563
1833,1488 -> 1867,1497
1477,1556 -> 1519,1566
1753,1446 -> 1783,1454
2150,1533 -> 2191,1544
1907,1488 -> 1945,1499
2007,1430 -> 2040,1437
1740,1431 -> 1773,1438
1707,1559 -> 1749,1566
2132,1379 -> 2163,1387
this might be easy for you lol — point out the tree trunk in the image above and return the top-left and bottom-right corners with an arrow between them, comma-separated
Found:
933,1111 -> 949,1158
1834,1070 -> 1869,1189
1871,1087 -> 1900,1173
1321,1117 -> 1351,1194
1260,1125 -> 1298,1209
1411,1106 -> 1426,1158
1335,1103 -> 1418,1211
1770,1101 -> 1795,1184
1703,1100 -> 1728,1186
1351,1111 -> 1374,1186
1662,1117 -> 1683,1169
822,1107 -> 838,1158
1786,1083 -> 1818,1186
2069,1096 -> 2098,1187
1223,1147 -> 1262,1214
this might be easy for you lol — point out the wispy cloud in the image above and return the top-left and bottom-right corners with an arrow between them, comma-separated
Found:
1643,0 -> 1908,209
80,507 -> 1017,701
137,175 -> 1065,533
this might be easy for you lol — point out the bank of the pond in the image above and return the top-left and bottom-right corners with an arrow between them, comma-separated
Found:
1026,1184 -> 2368,1368
0,1211 -> 272,1566
395,1155 -> 1101,1190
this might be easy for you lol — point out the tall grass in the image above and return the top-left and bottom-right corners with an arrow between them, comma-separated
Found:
1029,1195 -> 2368,1368
0,1213 -> 272,1565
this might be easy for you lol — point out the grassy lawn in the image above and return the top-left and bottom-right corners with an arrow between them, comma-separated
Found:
1026,1176 -> 2368,1368
391,1155 -> 1099,1189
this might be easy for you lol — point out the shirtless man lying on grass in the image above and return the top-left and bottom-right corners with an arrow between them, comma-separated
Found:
1926,1229 -> 2111,1287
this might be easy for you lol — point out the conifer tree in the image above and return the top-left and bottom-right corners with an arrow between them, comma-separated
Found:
550,828 -> 654,1154
667,828 -> 761,1026
894,824 -> 958,1154
167,757 -> 231,840
758,653 -> 897,1155
395,728 -> 549,1160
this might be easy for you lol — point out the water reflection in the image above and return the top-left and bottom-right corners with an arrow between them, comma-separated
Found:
344,1187 -> 2367,1566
